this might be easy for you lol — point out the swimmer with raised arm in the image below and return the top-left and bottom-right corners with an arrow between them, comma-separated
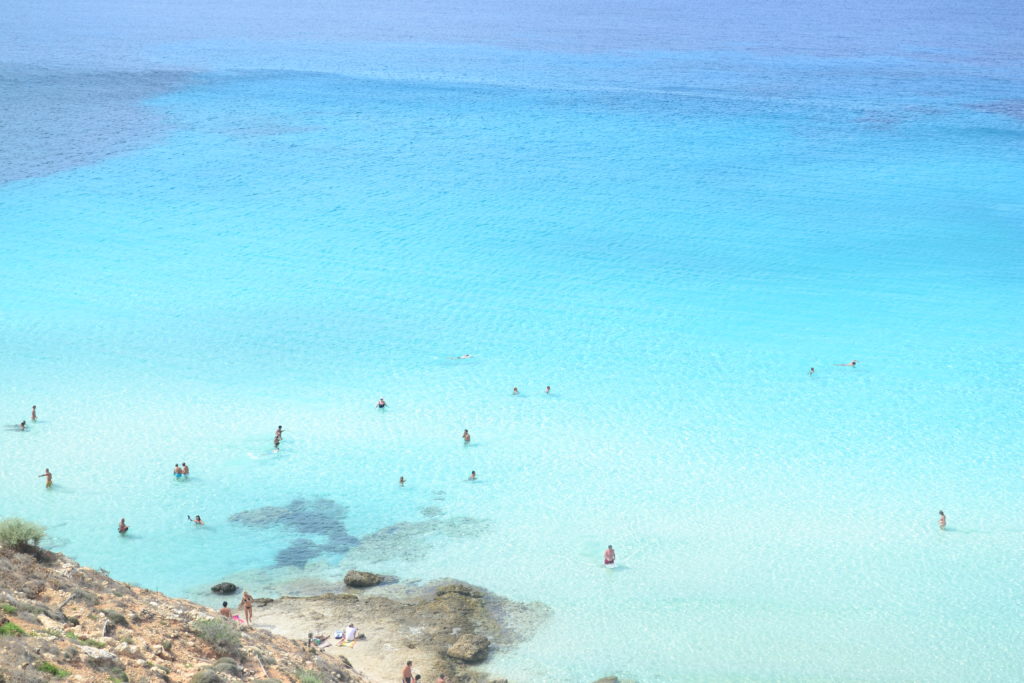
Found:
189,515 -> 204,525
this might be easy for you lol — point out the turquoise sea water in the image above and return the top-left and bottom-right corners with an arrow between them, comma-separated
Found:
2,1 -> 1023,680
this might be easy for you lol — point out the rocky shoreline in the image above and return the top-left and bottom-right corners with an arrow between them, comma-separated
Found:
0,545 -> 552,683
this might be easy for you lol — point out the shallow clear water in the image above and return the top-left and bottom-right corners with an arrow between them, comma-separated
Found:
2,1 -> 1023,680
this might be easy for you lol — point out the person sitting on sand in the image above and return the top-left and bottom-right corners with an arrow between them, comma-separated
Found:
219,601 -> 231,618
377,397 -> 387,408
344,623 -> 357,642
39,468 -> 52,488
604,545 -> 616,566
118,518 -> 129,534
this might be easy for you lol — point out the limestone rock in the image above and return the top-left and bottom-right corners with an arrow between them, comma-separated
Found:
446,633 -> 490,662
211,583 -> 239,595
593,678 -> 620,683
343,571 -> 384,588
78,644 -> 118,666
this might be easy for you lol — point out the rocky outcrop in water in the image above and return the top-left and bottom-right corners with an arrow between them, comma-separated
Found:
212,582 -> 239,595
342,570 -> 385,588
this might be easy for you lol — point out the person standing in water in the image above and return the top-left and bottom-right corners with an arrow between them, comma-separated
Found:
463,429 -> 471,445
377,398 -> 387,408
38,468 -> 52,488
808,367 -> 815,376
545,385 -> 551,394
469,470 -> 476,481
31,406 -> 37,422
173,464 -> 183,479
399,476 -> 406,487
939,511 -> 946,530
181,462 -> 190,477
274,426 -> 283,449
512,387 -> 519,395
118,518 -> 128,534
240,591 -> 254,625
604,545 -> 616,566
19,421 -> 27,431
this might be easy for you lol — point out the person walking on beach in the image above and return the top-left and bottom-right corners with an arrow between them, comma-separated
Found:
31,406 -> 37,422
118,518 -> 129,534
401,660 -> 414,683
38,468 -> 52,488
240,591 -> 254,625
463,429 -> 471,445
604,545 -> 616,566
939,511 -> 946,531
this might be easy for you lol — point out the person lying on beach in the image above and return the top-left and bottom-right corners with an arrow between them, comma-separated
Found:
402,660 -> 414,683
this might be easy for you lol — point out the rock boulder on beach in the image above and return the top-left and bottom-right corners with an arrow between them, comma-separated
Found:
446,633 -> 490,662
343,570 -> 385,588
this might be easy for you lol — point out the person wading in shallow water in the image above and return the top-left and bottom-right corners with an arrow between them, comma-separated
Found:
604,545 -> 616,566
939,511 -> 946,531
463,429 -> 471,445
39,468 -> 52,488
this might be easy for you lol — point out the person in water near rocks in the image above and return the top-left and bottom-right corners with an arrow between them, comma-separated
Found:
377,397 -> 387,408
189,515 -> 204,525
463,429 -> 471,445
240,591 -> 254,625
604,545 -> 616,566
401,660 -> 413,683
39,468 -> 52,488
939,511 -> 946,530
219,601 -> 232,618
174,464 -> 183,478
31,406 -> 37,422
118,518 -> 128,534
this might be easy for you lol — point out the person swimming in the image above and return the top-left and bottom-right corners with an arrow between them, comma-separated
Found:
469,470 -> 476,481
39,468 -> 52,488
377,398 -> 387,408
189,515 -> 204,525
939,510 -> 946,530
809,367 -> 815,376
118,518 -> 129,534
399,476 -> 406,487
545,385 -> 551,393
835,360 -> 858,367
512,387 -> 519,395
604,545 -> 616,566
